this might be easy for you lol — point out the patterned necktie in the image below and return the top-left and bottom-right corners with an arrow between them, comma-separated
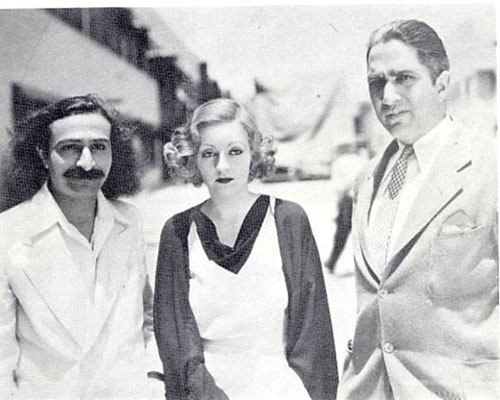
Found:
370,145 -> 414,275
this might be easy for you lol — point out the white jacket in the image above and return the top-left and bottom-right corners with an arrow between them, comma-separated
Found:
0,185 -> 157,399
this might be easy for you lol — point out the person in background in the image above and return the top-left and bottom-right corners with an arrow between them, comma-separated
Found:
325,139 -> 371,274
154,98 -> 338,399
340,19 -> 498,399
0,94 -> 159,399
464,69 -> 497,135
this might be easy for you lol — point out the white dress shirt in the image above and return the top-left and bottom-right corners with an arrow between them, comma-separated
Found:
369,116 -> 454,259
40,184 -> 118,301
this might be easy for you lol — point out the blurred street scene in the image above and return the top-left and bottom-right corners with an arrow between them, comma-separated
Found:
0,4 -> 496,376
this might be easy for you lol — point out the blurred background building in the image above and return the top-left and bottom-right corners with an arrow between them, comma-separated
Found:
0,7 -> 223,205
0,5 -> 496,194
156,5 -> 496,181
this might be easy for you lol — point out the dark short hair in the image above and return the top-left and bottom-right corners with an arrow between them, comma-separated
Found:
367,20 -> 450,83
1,94 -> 140,210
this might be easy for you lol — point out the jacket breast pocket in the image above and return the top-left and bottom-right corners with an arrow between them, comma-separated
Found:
458,359 -> 499,399
426,224 -> 498,299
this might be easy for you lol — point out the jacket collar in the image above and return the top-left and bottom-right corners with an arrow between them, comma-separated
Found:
411,116 -> 453,178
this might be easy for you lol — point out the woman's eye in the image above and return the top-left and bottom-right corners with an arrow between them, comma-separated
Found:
201,150 -> 215,158
229,148 -> 243,156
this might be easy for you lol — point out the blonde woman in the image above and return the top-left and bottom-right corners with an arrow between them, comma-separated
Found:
154,98 -> 338,400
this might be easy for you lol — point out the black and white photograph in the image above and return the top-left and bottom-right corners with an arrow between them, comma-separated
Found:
0,2 -> 497,399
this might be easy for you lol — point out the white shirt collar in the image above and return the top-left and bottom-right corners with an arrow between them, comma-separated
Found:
397,115 -> 453,175
30,183 -> 130,243
31,183 -> 73,236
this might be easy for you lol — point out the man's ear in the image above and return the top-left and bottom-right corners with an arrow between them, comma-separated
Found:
435,70 -> 450,102
36,147 -> 49,169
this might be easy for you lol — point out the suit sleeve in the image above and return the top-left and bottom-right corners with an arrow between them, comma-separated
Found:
0,256 -> 19,398
279,204 -> 339,399
154,217 -> 229,400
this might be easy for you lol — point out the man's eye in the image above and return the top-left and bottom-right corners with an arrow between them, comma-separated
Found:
58,144 -> 81,152
91,143 -> 108,151
368,78 -> 386,91
229,148 -> 243,156
396,75 -> 413,83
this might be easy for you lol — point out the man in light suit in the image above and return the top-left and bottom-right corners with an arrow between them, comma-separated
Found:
0,95 -> 158,398
340,20 -> 498,399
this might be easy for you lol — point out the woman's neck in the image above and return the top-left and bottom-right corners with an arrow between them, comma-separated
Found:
203,190 -> 258,222
202,190 -> 260,248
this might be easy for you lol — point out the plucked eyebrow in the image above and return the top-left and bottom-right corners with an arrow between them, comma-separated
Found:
199,141 -> 248,148
227,141 -> 247,147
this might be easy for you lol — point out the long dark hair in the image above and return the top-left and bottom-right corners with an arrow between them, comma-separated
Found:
0,94 -> 140,212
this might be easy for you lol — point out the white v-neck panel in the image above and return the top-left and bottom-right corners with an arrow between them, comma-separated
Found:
187,200 -> 309,400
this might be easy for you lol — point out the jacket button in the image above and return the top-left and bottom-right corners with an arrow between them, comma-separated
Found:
347,339 -> 353,353
378,289 -> 388,297
383,342 -> 394,353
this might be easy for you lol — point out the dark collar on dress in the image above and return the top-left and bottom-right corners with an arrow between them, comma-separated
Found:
191,195 -> 270,274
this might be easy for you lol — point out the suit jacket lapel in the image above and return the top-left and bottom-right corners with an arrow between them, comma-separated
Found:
21,228 -> 91,347
387,126 -> 470,276
355,141 -> 398,285
369,140 -> 399,220
354,172 -> 378,286
20,190 -> 134,350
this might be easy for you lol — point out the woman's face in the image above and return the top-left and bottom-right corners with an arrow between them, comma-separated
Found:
196,120 -> 252,197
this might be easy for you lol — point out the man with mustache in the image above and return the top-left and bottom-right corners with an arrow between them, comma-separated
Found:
340,20 -> 498,399
0,95 -> 159,398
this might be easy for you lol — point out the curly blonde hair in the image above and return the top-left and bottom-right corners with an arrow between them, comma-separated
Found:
164,98 -> 276,187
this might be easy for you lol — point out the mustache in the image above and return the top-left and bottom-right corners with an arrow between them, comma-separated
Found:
63,167 -> 106,180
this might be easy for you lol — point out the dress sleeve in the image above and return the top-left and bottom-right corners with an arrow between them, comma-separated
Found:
136,215 -> 154,345
142,275 -> 154,345
276,201 -> 339,399
0,255 -> 19,398
153,214 -> 229,400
